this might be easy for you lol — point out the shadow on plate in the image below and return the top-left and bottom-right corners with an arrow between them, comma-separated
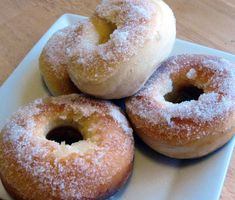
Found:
178,140 -> 233,168
135,132 -> 232,169
134,134 -> 180,167
108,174 -> 132,200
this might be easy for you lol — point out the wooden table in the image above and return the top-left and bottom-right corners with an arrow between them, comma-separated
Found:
0,0 -> 234,199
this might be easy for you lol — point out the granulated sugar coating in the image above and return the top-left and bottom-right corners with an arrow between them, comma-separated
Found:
39,23 -> 82,95
0,94 -> 134,200
126,54 -> 235,144
40,0 -> 176,99
42,0 -> 175,99
40,24 -> 80,77
42,28 -> 69,76
66,0 -> 158,81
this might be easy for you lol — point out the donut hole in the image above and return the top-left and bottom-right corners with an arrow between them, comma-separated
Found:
91,16 -> 117,44
46,126 -> 83,145
164,84 -> 204,103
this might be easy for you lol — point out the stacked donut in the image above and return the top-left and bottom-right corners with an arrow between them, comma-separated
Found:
39,0 -> 176,98
1,0 -> 235,200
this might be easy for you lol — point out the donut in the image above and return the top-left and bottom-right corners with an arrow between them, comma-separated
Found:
0,94 -> 134,199
39,25 -> 80,96
66,0 -> 176,99
125,54 -> 235,159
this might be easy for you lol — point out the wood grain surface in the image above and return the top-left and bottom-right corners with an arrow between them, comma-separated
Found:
0,0 -> 234,199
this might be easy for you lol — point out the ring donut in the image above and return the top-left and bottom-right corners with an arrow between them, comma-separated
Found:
126,54 -> 235,159
0,94 -> 134,199
66,0 -> 176,99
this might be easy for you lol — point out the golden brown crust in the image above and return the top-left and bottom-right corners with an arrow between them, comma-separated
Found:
1,159 -> 134,200
128,110 -> 235,159
39,25 -> 80,96
0,94 -> 134,199
1,175 -> 25,200
126,54 -> 235,158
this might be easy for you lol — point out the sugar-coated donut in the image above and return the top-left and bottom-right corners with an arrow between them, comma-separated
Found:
66,0 -> 176,99
126,54 -> 235,159
0,94 -> 134,199
39,25 -> 80,96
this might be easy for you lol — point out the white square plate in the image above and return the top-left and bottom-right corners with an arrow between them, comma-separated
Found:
0,14 -> 235,200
